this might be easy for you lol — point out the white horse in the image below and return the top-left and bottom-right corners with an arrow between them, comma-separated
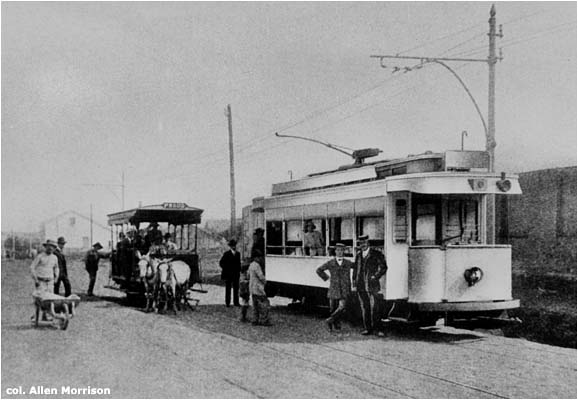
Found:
137,254 -> 159,312
157,259 -> 191,313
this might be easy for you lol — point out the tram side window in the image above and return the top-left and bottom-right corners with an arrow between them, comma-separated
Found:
266,221 -> 283,255
329,217 -> 354,257
285,220 -> 303,256
394,199 -> 408,243
445,199 -> 480,244
357,216 -> 385,252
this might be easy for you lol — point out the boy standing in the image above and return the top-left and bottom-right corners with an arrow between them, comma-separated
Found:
239,260 -> 251,322
248,251 -> 271,326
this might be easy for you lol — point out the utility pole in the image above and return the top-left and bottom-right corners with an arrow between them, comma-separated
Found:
370,4 -> 502,244
226,104 -> 236,237
90,204 -> 94,245
121,170 -> 125,210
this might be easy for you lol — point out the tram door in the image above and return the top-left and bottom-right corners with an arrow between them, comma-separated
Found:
386,192 -> 410,299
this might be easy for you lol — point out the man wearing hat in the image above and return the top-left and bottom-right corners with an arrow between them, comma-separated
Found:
316,243 -> 354,331
84,242 -> 103,296
219,239 -> 241,307
353,235 -> 388,335
53,236 -> 71,297
30,239 -> 59,294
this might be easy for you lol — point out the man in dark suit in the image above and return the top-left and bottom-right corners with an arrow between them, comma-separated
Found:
353,235 -> 388,335
53,236 -> 71,297
219,239 -> 241,307
316,243 -> 354,331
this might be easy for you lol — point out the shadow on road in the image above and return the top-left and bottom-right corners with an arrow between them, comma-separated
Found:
139,302 -> 484,346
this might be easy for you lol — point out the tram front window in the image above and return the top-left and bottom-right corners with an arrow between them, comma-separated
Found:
444,197 -> 480,244
411,194 -> 443,246
411,194 -> 481,246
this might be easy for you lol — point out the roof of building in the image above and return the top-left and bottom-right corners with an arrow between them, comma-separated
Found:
40,210 -> 109,231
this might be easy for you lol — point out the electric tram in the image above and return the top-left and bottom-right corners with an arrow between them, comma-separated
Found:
242,148 -> 521,325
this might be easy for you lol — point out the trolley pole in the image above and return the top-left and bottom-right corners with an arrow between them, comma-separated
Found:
226,104 -> 237,238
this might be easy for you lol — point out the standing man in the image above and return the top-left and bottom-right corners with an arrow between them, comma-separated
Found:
219,239 -> 241,307
85,242 -> 103,297
53,236 -> 71,297
353,235 -> 388,335
316,243 -> 354,331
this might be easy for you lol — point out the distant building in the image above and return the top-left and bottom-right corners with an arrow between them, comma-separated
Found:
40,210 -> 111,253
497,166 -> 576,275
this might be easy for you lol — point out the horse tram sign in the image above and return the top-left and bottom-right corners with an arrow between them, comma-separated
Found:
243,149 -> 523,327
107,202 -> 206,312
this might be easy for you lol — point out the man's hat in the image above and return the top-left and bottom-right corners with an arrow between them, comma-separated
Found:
254,228 -> 264,234
334,243 -> 346,248
164,233 -> 172,239
357,235 -> 369,241
92,242 -> 103,250
148,222 -> 159,228
228,239 -> 237,247
57,236 -> 67,245
43,239 -> 57,248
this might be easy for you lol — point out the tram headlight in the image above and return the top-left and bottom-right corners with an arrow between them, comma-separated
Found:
464,267 -> 483,287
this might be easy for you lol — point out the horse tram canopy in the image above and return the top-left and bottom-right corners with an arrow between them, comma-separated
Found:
107,202 -> 204,297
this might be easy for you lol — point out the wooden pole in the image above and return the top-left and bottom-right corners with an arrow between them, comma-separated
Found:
226,104 -> 236,238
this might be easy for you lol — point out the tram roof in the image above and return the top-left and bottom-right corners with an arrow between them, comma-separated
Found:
271,150 -> 493,196
107,203 -> 203,226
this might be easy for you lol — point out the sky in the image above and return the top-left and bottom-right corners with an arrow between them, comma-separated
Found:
2,1 -> 576,232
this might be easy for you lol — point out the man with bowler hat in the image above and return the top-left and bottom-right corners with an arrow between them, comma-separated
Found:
219,239 -> 241,307
85,242 -> 103,296
316,243 -> 354,331
353,235 -> 388,335
53,236 -> 71,297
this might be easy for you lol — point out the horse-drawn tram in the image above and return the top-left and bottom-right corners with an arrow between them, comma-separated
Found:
243,149 -> 522,326
107,202 -> 204,309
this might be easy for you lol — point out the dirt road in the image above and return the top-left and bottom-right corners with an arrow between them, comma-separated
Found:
2,258 -> 576,398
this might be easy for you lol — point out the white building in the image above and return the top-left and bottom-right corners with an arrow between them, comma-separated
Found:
40,210 -> 111,253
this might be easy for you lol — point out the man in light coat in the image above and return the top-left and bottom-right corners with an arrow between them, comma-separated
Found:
30,240 -> 59,293
316,243 -> 354,331
248,250 -> 271,326
353,235 -> 388,335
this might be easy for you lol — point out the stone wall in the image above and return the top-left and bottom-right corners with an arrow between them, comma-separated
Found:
497,166 -> 576,275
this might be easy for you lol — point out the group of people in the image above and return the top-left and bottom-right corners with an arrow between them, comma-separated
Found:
219,229 -> 388,335
219,235 -> 271,326
29,237 -> 105,320
117,223 -> 178,259
316,235 -> 387,335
